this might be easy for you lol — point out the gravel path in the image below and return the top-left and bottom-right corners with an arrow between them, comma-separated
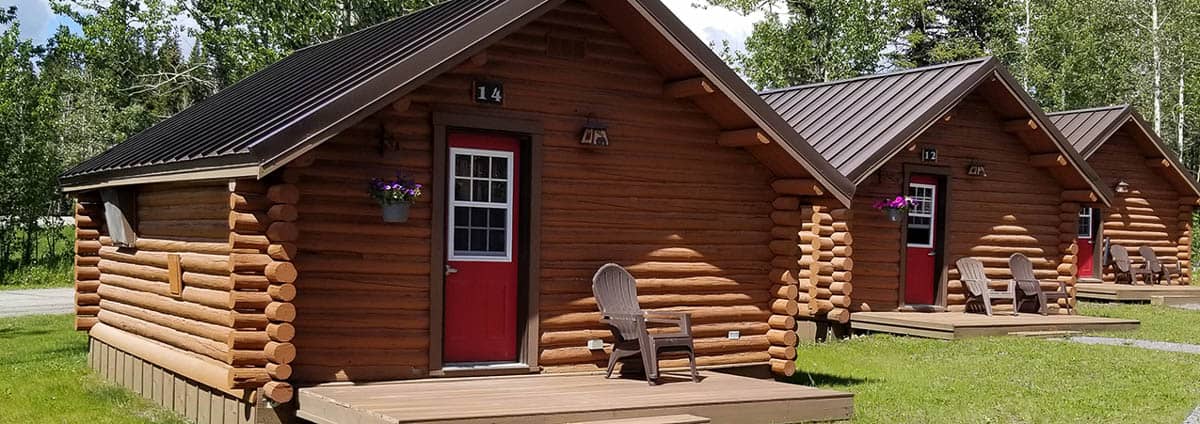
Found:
0,288 -> 74,317
1059,336 -> 1200,355
1169,303 -> 1200,311
1186,406 -> 1200,424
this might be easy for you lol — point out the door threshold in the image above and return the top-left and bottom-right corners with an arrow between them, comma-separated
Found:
433,362 -> 538,377
897,304 -> 946,313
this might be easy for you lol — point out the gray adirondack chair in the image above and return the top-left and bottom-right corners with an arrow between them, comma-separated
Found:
955,257 -> 1017,316
1109,245 -> 1153,284
1010,253 -> 1074,315
592,263 -> 699,385
1139,246 -> 1181,285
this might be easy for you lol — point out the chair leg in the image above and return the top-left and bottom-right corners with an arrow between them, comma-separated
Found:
1037,292 -> 1049,316
640,345 -> 657,385
981,294 -> 993,317
687,348 -> 699,383
604,350 -> 620,379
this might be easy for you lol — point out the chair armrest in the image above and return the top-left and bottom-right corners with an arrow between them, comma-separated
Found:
644,311 -> 692,334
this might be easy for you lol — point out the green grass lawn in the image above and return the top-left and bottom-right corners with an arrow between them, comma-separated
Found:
791,334 -> 1200,423
1080,301 -> 1200,344
0,314 -> 185,423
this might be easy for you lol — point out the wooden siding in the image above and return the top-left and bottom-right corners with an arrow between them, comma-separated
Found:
83,181 -> 274,397
849,94 -> 1072,312
286,0 -> 781,383
1089,127 -> 1192,283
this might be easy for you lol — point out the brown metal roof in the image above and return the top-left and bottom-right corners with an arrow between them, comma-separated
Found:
1049,105 -> 1200,198
59,0 -> 855,205
760,58 -> 995,182
760,57 -> 1114,205
1047,105 -> 1128,157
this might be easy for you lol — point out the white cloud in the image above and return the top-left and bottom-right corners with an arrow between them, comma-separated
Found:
661,0 -> 762,55
5,0 -> 54,41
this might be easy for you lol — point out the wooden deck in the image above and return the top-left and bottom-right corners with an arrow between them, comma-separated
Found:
295,372 -> 853,424
851,312 -> 1139,340
1075,283 -> 1200,302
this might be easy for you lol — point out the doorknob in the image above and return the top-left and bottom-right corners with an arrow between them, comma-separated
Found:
928,251 -> 936,256
445,264 -> 458,276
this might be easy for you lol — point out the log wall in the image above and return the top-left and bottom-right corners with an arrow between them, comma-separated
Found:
849,94 -> 1073,312
1088,127 -> 1192,284
286,0 -> 787,382
75,192 -> 104,330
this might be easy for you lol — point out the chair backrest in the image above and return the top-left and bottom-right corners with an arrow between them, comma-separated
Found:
1109,245 -> 1133,272
955,257 -> 988,295
1009,253 -> 1037,283
1139,246 -> 1162,272
592,263 -> 642,340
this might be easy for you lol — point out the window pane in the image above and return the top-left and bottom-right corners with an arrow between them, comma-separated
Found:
489,208 -> 506,228
907,227 -> 931,246
454,206 -> 469,226
472,180 -> 490,202
491,181 -> 507,203
470,207 -> 488,227
454,229 -> 469,251
488,229 -> 506,252
454,178 -> 470,201
492,157 -> 508,179
473,156 -> 489,178
454,155 -> 471,177
470,229 -> 488,251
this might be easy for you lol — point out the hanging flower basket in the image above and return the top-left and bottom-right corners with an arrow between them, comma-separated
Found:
381,202 -> 411,223
873,196 -> 918,223
369,174 -> 423,224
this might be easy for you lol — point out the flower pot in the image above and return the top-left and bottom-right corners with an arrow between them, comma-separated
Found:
884,208 -> 905,222
381,203 -> 411,223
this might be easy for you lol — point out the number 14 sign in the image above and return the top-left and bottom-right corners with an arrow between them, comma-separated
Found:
473,80 -> 504,105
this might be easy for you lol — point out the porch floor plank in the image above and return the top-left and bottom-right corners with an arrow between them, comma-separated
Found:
296,372 -> 853,424
851,311 -> 1139,340
1075,283 -> 1200,302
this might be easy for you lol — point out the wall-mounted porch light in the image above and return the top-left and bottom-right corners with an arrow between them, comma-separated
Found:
967,160 -> 987,177
580,115 -> 609,146
1114,180 -> 1130,194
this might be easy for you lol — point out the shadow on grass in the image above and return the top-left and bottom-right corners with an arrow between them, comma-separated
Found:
0,327 -> 56,338
779,371 -> 875,387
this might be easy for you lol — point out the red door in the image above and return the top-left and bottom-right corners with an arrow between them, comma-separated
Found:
1077,207 -> 1096,278
444,133 -> 520,363
904,175 -> 940,305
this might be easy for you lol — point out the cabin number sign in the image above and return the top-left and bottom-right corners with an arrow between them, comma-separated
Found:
473,80 -> 504,105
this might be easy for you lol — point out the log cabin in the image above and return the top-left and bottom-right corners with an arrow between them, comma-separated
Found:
58,0 -> 857,422
1048,105 -> 1200,284
760,58 -> 1114,321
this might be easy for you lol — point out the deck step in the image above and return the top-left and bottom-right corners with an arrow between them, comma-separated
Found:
1150,295 -> 1200,306
568,414 -> 712,424
1007,330 -> 1084,338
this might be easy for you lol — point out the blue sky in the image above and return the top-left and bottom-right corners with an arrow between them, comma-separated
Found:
2,0 -> 762,56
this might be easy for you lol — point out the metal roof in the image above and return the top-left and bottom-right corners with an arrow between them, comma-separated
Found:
1046,105 -> 1131,157
760,57 -> 995,182
60,0 -> 855,205
1049,105 -> 1200,198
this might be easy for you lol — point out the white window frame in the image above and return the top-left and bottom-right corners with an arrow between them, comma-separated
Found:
906,183 -> 936,249
1078,207 -> 1094,239
447,147 -> 515,262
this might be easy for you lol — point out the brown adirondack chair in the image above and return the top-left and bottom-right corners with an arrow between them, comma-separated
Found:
954,257 -> 1017,316
1010,253 -> 1074,315
1139,246 -> 1181,285
592,263 -> 699,385
1109,245 -> 1153,284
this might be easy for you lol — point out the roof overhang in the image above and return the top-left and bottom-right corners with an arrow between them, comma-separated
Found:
1119,110 -> 1200,199
60,155 -> 258,193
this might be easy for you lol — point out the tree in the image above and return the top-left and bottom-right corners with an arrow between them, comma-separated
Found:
888,0 -> 1021,68
704,0 -> 896,89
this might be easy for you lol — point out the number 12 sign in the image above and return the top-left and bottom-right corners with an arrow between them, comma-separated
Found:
473,81 -> 504,105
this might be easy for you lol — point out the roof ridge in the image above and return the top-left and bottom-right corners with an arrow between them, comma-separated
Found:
1045,104 -> 1130,116
758,56 -> 992,96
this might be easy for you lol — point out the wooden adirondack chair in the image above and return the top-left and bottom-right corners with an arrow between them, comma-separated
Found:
1139,246 -> 1181,285
592,263 -> 699,385
1109,245 -> 1153,285
954,257 -> 1017,316
1010,253 -> 1074,315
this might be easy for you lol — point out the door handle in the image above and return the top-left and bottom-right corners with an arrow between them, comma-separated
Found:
445,264 -> 458,276
928,252 -> 936,256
